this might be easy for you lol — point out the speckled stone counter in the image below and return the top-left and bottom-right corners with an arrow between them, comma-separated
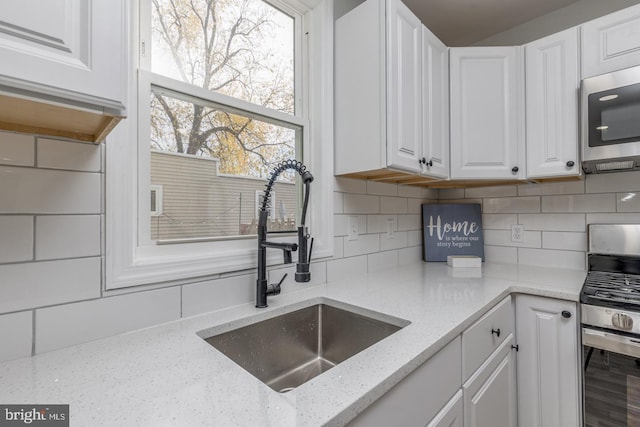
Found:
0,262 -> 586,426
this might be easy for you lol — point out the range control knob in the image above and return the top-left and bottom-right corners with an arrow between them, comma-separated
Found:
612,312 -> 633,331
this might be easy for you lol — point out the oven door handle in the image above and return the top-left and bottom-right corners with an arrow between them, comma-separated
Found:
583,327 -> 640,358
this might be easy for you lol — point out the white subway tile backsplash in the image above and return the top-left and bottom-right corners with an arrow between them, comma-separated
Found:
36,287 -> 180,354
0,257 -> 100,313
334,177 -> 367,194
484,245 -> 518,264
344,194 -> 379,214
335,215 -> 366,236
0,167 -> 100,214
0,216 -> 33,263
483,197 -> 540,214
367,215 -> 397,234
37,138 -> 101,172
398,185 -> 423,198
542,193 -> 615,213
367,181 -> 397,196
35,215 -> 100,260
333,192 -> 344,214
518,248 -> 585,270
407,230 -> 423,247
542,232 -> 587,251
586,171 -> 640,194
422,188 -> 439,199
484,229 -> 541,248
439,198 -> 483,207
518,213 -> 586,231
408,198 -> 424,214
465,185 -> 517,198
7,258 -> 102,314
327,255 -> 367,282
368,250 -> 399,272
0,311 -> 32,362
398,214 -> 421,231
438,189 -> 464,199
517,180 -> 585,196
0,132 -> 34,167
482,214 -> 518,230
380,196 -> 408,214
380,231 -> 408,251
344,233 -> 380,257
182,274 -> 254,318
333,237 -> 344,259
616,192 -> 640,212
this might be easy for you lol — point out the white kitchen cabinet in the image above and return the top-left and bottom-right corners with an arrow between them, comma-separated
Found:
515,295 -> 580,427
347,337 -> 461,427
463,336 -> 517,427
427,390 -> 463,427
0,0 -> 127,142
582,3 -> 640,78
421,25 -> 450,179
525,28 -> 580,179
335,0 -> 449,179
386,0 -> 423,173
450,47 -> 525,180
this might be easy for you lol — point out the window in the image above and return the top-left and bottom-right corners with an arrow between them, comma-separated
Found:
144,0 -> 302,243
106,0 -> 333,289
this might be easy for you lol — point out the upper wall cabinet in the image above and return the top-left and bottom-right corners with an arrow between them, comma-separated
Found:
0,0 -> 127,143
421,26 -> 449,179
335,0 -> 449,181
525,28 -> 580,179
582,3 -> 640,78
450,47 -> 525,180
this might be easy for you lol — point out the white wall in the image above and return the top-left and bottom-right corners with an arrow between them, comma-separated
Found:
476,0 -> 640,46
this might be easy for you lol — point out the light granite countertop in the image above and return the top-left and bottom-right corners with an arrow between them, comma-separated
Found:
0,262 -> 586,426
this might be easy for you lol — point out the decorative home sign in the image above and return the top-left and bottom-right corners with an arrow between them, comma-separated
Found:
422,204 -> 484,262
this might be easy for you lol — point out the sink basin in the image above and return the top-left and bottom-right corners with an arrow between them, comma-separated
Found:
199,300 -> 409,392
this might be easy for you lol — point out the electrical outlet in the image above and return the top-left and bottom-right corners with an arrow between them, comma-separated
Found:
348,216 -> 359,241
511,224 -> 524,243
386,218 -> 395,239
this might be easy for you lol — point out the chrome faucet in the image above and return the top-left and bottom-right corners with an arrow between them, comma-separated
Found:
256,160 -> 314,308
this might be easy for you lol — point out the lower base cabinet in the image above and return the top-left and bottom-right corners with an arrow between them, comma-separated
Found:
515,294 -> 580,427
427,390 -> 463,427
463,336 -> 517,427
347,337 -> 461,427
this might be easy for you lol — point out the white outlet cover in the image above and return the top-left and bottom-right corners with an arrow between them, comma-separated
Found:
348,216 -> 359,241
511,224 -> 524,243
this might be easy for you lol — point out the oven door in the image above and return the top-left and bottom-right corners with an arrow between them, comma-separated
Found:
583,327 -> 640,426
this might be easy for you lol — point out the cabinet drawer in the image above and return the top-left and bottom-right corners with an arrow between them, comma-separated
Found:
462,295 -> 513,380
348,336 -> 461,427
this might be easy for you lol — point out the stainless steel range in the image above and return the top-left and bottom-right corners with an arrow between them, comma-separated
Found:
581,224 -> 640,426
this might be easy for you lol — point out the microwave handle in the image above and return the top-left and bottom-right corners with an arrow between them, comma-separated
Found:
583,327 -> 640,358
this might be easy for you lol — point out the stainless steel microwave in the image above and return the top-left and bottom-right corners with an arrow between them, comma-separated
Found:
581,65 -> 640,174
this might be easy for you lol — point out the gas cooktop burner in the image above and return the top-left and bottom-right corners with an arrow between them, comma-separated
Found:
581,254 -> 640,309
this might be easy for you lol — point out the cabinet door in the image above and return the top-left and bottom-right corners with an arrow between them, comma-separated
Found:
525,28 -> 580,179
386,0 -> 423,173
582,4 -> 640,78
463,336 -> 517,427
515,295 -> 580,427
421,26 -> 449,179
450,47 -> 525,179
427,390 -> 463,427
0,0 -> 126,111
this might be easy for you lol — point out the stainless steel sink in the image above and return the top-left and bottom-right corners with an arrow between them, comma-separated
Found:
199,300 -> 409,392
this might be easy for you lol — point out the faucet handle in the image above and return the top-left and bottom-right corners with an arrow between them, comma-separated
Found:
267,273 -> 287,296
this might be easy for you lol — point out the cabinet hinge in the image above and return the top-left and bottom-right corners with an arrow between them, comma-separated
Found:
511,344 -> 519,352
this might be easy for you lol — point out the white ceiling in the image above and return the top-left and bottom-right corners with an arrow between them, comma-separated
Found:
402,0 -> 582,46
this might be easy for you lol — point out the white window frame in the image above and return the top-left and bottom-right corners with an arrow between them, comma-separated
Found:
105,0 -> 333,289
